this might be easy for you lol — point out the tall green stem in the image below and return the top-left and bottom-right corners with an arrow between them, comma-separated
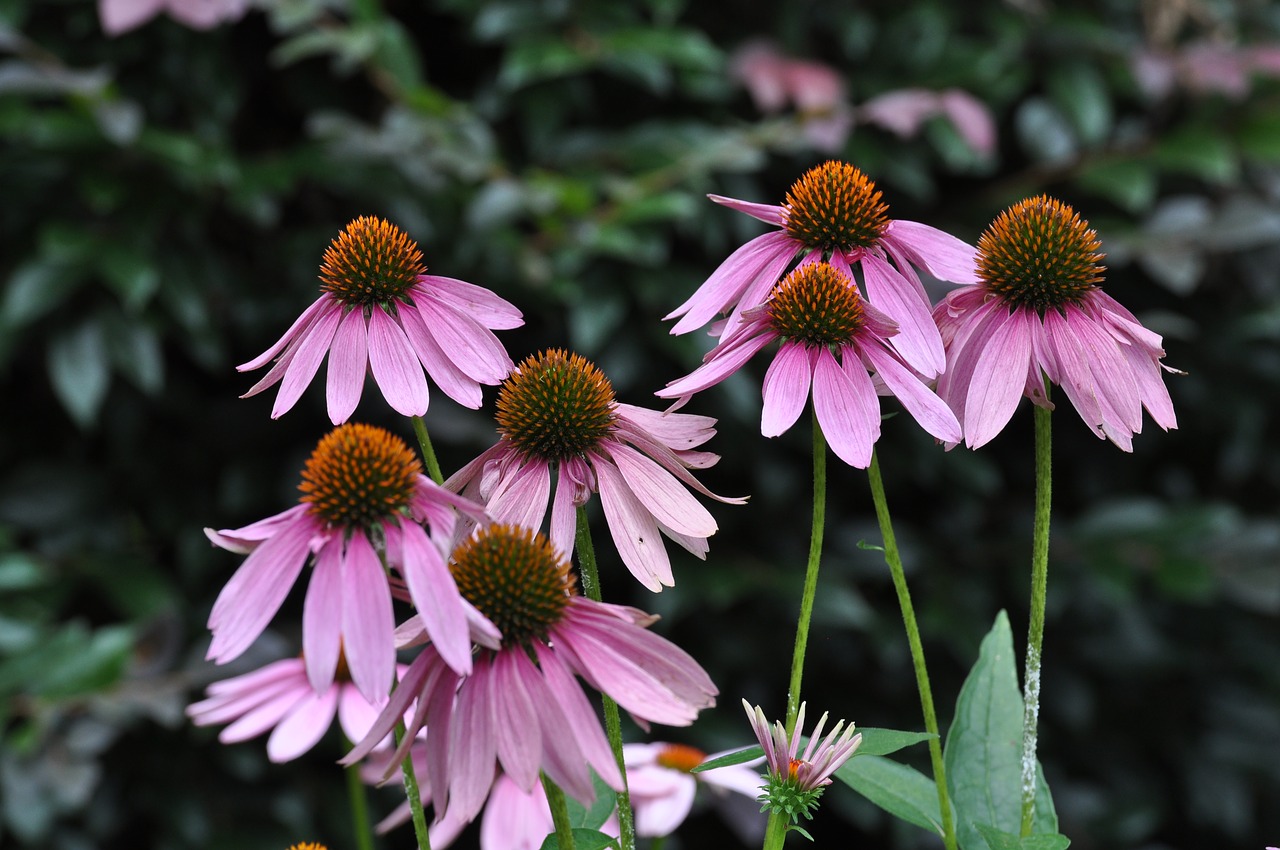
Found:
763,409 -> 828,850
393,723 -> 431,850
542,773 -> 578,850
784,408 -> 827,731
344,738 -> 376,850
574,505 -> 637,850
1019,401 -> 1053,835
867,451 -> 957,850
410,415 -> 445,485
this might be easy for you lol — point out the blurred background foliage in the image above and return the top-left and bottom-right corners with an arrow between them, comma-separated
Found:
1,0 -> 1278,847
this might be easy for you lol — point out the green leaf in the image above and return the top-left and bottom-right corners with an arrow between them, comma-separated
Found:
944,611 -> 1058,849
0,554 -> 48,591
1,259 -> 84,330
105,321 -> 164,395
975,823 -> 1071,850
47,322 -> 110,428
1047,61 -> 1111,146
538,827 -> 619,850
1074,159 -> 1158,214
835,754 -> 946,834
692,745 -> 762,772
0,622 -> 132,698
562,771 -> 617,830
1238,112 -> 1280,162
1154,127 -> 1238,184
855,727 -> 937,757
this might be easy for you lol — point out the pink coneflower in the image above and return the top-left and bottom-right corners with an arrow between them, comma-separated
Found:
99,0 -> 249,35
658,261 -> 961,468
204,423 -> 491,700
345,525 -> 718,825
666,161 -> 977,379
240,216 -> 522,424
446,349 -> 745,591
933,196 -> 1178,450
743,700 -> 861,823
625,742 -> 764,837
186,653 -> 404,763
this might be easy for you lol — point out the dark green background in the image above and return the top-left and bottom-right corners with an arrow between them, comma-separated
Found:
2,1 -> 1278,848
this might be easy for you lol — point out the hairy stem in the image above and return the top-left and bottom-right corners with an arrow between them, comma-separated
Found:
1019,400 -> 1053,835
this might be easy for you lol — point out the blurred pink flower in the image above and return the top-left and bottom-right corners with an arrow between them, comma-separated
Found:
240,216 -> 521,424
99,0 -> 249,35
660,261 -> 961,468
187,655 -> 404,763
934,196 -> 1177,449
666,160 -> 977,379
729,40 -> 853,151
345,525 -> 717,826
858,88 -> 996,155
204,424 -> 492,700
1132,42 -> 1280,99
447,349 -> 744,592
625,742 -> 764,837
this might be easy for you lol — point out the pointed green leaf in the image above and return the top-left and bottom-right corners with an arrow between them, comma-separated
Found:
692,745 -> 763,772
562,771 -> 617,830
945,611 -> 1058,849
975,823 -> 1070,850
835,754 -> 946,834
538,827 -> 619,850
855,727 -> 937,757
47,322 -> 110,428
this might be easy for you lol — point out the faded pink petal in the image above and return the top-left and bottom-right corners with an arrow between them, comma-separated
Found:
266,687 -> 338,763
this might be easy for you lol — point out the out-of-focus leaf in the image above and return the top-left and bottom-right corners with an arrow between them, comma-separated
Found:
1047,61 -> 1111,145
0,553 -> 47,590
1075,159 -> 1157,213
105,320 -> 164,394
47,322 -> 110,428
1,260 -> 84,330
0,60 -> 109,97
1154,127 -> 1238,184
499,38 -> 591,89
272,25 -> 379,74
0,622 -> 132,698
1237,111 -> 1280,161
370,18 -> 423,93
539,828 -> 619,850
101,246 -> 159,312
1015,98 -> 1077,163
835,754 -> 945,833
90,98 -> 143,146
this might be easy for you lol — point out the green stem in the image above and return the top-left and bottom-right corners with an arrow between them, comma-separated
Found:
764,410 -> 828,850
574,505 -> 637,850
542,773 -> 577,850
393,722 -> 432,850
785,408 -> 827,731
1019,401 -> 1053,835
867,451 -> 957,850
411,415 -> 445,486
344,738 -> 377,850
762,810 -> 791,850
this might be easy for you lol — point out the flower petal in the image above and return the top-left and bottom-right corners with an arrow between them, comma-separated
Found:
811,346 -> 878,468
594,458 -> 672,591
708,195 -> 788,226
862,254 -> 946,378
416,295 -> 514,384
271,304 -> 343,419
860,341 -> 962,443
398,302 -> 485,408
667,231 -> 796,334
963,306 -> 1033,448
340,533 -> 396,702
760,342 -> 814,437
302,539 -> 344,692
882,219 -> 979,284
420,275 -> 524,330
491,649 -> 543,791
239,296 -> 334,372
368,307 -> 430,417
266,686 -> 339,762
326,306 -> 367,424
598,442 -> 717,538
398,519 -> 472,676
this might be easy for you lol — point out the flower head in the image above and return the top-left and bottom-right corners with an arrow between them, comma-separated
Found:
933,196 -> 1178,449
625,742 -> 765,837
659,261 -> 961,468
204,423 -> 492,699
666,161 -> 977,379
742,700 -> 861,823
240,216 -> 522,424
448,349 -> 745,591
99,0 -> 249,36
344,525 -> 718,825
186,653 -> 403,762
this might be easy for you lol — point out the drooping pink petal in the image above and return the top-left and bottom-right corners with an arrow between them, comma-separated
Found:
862,254 -> 945,378
534,643 -> 624,793
340,533 -> 396,702
593,458 -> 672,591
882,220 -> 980,284
1044,308 -> 1102,433
301,539 -> 344,692
397,302 -> 485,408
340,649 -> 434,767
859,341 -> 962,443
760,342 -> 814,437
940,89 -> 998,155
598,443 -> 717,538
491,649 -> 544,791
667,232 -> 796,334
657,327 -> 774,399
271,305 -> 343,419
207,512 -> 319,662
266,686 -> 339,762
487,458 -> 551,532
811,346 -> 878,468
481,774 -> 554,850
204,504 -> 312,554
1062,306 -> 1143,436
325,306 -> 368,425
614,403 -> 718,451
445,657 -> 499,822
708,195 -> 788,226
218,688 -> 306,743
367,307 -> 430,417
549,464 -> 579,560
417,296 -> 515,384
632,770 -> 696,838
933,293 -> 1005,432
963,306 -> 1034,449
398,519 -> 472,676
419,276 -> 524,330
336,684 -> 385,746
238,295 -> 334,372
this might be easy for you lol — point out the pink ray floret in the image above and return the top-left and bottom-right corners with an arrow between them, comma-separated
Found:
186,655 -> 406,763
666,161 -> 977,380
743,699 -> 862,792
658,261 -> 962,469
624,742 -> 765,838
